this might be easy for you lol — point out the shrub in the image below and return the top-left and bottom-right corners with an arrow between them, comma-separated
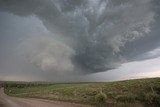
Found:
116,94 -> 136,103
152,84 -> 160,94
137,92 -> 145,102
107,91 -> 117,99
95,92 -> 107,104
145,93 -> 160,106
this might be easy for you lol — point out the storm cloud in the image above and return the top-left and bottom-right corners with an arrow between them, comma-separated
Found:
0,0 -> 160,75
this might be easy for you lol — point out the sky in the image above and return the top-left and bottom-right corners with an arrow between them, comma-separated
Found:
0,0 -> 160,82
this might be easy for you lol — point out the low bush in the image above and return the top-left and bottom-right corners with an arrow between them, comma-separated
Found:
136,92 -> 146,102
116,94 -> 136,103
95,92 -> 107,104
144,93 -> 160,106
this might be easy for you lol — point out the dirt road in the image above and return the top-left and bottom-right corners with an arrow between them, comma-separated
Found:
0,88 -> 92,107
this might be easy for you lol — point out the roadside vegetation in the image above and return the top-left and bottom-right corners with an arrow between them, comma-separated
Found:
3,78 -> 160,107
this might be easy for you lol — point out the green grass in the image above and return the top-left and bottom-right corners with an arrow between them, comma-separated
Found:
4,78 -> 160,107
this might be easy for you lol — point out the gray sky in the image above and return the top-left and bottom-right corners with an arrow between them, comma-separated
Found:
0,0 -> 160,82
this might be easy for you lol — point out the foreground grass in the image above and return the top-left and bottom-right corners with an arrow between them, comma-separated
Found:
4,78 -> 160,107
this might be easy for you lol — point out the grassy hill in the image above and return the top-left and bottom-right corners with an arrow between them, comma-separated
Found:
3,78 -> 160,107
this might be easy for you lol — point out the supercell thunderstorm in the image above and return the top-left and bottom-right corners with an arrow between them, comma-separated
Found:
0,0 -> 160,75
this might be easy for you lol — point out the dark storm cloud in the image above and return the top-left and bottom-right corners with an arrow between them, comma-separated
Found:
0,0 -> 160,74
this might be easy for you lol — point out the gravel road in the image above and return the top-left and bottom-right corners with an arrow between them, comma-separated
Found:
0,88 -> 92,107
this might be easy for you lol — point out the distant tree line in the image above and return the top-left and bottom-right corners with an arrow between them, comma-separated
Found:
2,82 -> 52,88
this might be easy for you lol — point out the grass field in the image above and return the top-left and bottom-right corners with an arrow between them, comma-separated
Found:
3,78 -> 160,107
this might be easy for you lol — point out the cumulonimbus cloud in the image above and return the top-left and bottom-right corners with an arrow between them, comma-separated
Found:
0,0 -> 159,73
